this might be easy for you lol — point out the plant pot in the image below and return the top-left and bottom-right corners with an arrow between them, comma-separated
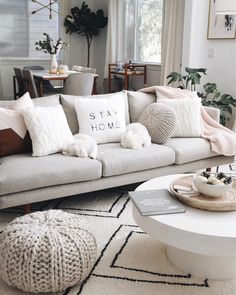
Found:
50,54 -> 58,73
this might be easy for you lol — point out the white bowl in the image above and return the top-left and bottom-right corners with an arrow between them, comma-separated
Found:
193,173 -> 232,197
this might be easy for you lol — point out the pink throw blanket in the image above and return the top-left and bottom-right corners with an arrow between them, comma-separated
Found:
139,86 -> 236,156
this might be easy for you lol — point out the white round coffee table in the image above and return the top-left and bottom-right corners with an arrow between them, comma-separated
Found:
132,174 -> 236,280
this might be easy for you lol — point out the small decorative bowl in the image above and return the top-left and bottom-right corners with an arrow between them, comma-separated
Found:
193,172 -> 232,197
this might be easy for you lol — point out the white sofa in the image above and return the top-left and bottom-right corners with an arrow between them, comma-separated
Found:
0,91 -> 233,210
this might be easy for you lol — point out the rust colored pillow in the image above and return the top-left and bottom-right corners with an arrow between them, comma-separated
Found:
0,108 -> 32,157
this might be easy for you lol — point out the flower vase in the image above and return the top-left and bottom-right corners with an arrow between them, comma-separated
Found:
50,54 -> 58,74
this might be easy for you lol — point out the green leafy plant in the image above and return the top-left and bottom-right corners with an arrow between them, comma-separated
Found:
64,2 -> 108,67
35,33 -> 68,55
200,83 -> 236,126
167,67 -> 207,91
167,67 -> 236,125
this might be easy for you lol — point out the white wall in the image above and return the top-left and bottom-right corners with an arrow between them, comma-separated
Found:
182,0 -> 236,98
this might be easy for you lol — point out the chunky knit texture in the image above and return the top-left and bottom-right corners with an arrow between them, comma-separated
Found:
138,102 -> 177,144
0,210 -> 97,293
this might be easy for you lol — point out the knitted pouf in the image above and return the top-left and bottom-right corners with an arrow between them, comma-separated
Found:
138,102 -> 177,144
0,210 -> 97,293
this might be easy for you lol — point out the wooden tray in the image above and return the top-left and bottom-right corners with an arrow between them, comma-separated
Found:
170,175 -> 236,212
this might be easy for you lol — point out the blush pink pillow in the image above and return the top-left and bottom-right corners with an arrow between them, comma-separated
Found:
139,86 -> 198,100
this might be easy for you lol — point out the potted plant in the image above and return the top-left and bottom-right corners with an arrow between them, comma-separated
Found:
35,33 -> 68,73
167,67 -> 236,125
64,2 -> 108,67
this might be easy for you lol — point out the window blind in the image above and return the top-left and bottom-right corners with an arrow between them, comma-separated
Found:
0,0 -> 28,57
0,0 -> 59,58
28,0 -> 59,58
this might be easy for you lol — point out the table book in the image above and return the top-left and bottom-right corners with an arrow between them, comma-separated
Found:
129,189 -> 186,216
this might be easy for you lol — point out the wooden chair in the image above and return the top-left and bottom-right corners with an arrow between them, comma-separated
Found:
23,65 -> 55,91
22,69 -> 39,98
13,68 -> 25,99
63,73 -> 94,96
72,65 -> 96,74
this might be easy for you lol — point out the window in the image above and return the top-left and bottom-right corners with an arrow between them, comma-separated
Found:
123,0 -> 163,63
0,0 -> 59,58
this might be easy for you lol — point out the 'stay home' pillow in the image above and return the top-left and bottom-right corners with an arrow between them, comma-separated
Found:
0,108 -> 31,157
75,96 -> 126,144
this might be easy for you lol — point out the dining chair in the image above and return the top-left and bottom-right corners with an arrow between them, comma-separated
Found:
72,65 -> 97,74
13,68 -> 25,99
23,65 -> 55,91
22,69 -> 39,98
63,73 -> 94,96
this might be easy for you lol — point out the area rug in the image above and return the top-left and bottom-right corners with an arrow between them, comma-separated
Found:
0,179 -> 235,295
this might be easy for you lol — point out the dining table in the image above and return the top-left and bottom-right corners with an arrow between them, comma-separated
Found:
32,70 -> 98,96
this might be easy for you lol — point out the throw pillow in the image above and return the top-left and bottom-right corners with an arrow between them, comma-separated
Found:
159,97 -> 202,137
138,103 -> 177,144
74,96 -> 126,144
0,108 -> 31,157
0,92 -> 33,157
127,90 -> 156,123
22,105 -> 74,157
10,92 -> 33,111
60,91 -> 130,134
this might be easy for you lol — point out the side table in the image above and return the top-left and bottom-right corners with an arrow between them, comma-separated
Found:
108,63 -> 147,92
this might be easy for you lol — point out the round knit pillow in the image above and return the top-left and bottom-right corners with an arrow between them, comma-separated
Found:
138,102 -> 177,144
0,210 -> 97,293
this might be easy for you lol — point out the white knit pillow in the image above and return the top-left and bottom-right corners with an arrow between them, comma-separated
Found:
138,103 -> 177,144
159,97 -> 202,137
22,105 -> 74,156
75,96 -> 126,144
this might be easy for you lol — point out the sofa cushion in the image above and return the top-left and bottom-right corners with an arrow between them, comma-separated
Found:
164,138 -> 217,164
127,91 -> 156,123
32,94 -> 60,107
0,154 -> 102,196
97,143 -> 175,177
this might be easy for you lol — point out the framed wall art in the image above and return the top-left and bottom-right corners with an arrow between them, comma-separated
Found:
208,0 -> 236,39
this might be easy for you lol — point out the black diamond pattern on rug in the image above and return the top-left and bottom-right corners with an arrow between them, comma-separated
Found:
48,190 -> 131,219
75,224 -> 209,295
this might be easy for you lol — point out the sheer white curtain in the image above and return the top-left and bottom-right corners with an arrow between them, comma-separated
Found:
104,0 -> 124,78
161,0 -> 185,85
60,1 -> 71,67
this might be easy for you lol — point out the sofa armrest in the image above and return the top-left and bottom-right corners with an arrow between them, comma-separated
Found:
204,106 -> 220,122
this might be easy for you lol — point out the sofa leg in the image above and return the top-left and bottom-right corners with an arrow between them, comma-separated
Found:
23,204 -> 32,214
